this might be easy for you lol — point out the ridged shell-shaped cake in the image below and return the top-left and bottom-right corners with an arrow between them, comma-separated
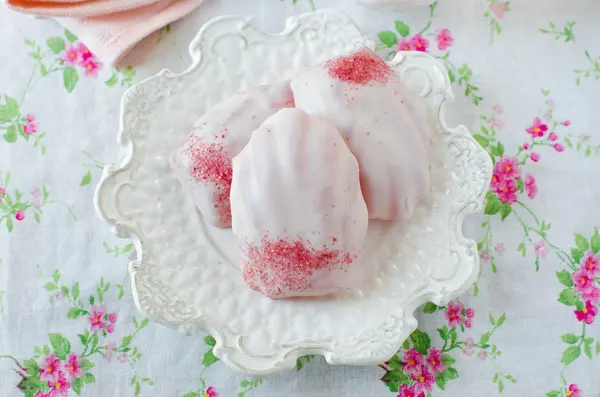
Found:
290,47 -> 432,221
170,82 -> 294,228
230,108 -> 369,299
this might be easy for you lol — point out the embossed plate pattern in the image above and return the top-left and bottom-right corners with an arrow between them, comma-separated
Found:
94,10 -> 492,375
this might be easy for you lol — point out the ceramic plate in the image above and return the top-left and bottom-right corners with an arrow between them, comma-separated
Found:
94,10 -> 492,375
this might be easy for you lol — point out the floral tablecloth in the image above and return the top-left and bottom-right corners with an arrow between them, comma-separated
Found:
1,0 -> 599,396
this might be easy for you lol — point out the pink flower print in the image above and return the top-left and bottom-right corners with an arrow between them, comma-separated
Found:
402,348 -> 423,375
106,323 -> 115,334
35,392 -> 47,397
563,120 -> 571,127
567,384 -> 581,397
464,318 -> 473,328
524,174 -> 537,199
494,156 -> 521,180
572,269 -> 594,293
490,171 -> 503,191
0,187 -> 5,196
480,250 -> 490,262
582,252 -> 600,276
76,42 -> 93,62
495,178 -> 517,204
88,307 -> 105,332
526,117 -> 548,138
466,308 -> 475,319
61,44 -> 80,66
81,57 -> 101,77
118,353 -> 129,364
32,187 -> 42,209
530,152 -> 540,162
495,242 -> 505,256
478,350 -> 488,360
582,285 -> 600,304
445,300 -> 464,328
488,117 -> 504,130
410,365 -> 434,393
64,353 -> 82,379
397,385 -> 425,397
204,386 -> 219,397
15,211 -> 25,221
104,341 -> 117,361
522,142 -> 530,150
489,2 -> 506,19
542,110 -> 552,123
410,34 -> 429,52
554,143 -> 565,152
39,354 -> 61,382
534,240 -> 549,259
574,301 -> 598,324
425,348 -> 445,373
47,371 -> 70,397
396,39 -> 412,52
493,104 -> 504,114
463,337 -> 475,356
23,113 -> 38,135
108,312 -> 118,323
435,28 -> 454,50
545,97 -> 555,108
548,132 -> 558,141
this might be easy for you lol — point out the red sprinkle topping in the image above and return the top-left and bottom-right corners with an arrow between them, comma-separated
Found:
183,135 -> 232,225
243,234 -> 355,298
326,49 -> 392,86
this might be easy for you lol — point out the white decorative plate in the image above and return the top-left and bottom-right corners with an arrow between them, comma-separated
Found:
94,10 -> 492,375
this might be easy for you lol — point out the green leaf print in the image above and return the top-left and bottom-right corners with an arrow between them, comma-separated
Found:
500,204 -> 512,220
3,124 -> 17,143
556,270 -> 574,287
574,234 -> 588,251
473,134 -> 489,148
382,370 -> 411,392
204,335 -> 216,346
82,372 -> 95,384
377,31 -> 397,47
409,329 -> 431,355
64,29 -> 78,43
435,372 -> 448,389
560,346 -> 580,365
484,192 -> 501,215
63,67 -> 79,93
561,333 -> 578,344
591,229 -> 600,254
423,302 -> 440,313
202,348 -> 218,367
571,248 -> 584,264
80,170 -> 92,186
557,289 -> 579,306
394,21 -> 410,37
46,37 -> 65,54
48,333 -> 71,360
72,378 -> 84,395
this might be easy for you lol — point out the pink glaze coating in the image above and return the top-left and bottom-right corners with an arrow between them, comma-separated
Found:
291,47 -> 433,221
170,81 -> 294,228
231,108 -> 368,298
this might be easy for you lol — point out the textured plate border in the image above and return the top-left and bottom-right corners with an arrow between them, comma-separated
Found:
94,10 -> 492,375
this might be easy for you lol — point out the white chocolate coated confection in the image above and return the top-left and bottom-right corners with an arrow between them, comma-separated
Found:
170,81 -> 294,228
290,48 -> 432,220
231,108 -> 369,299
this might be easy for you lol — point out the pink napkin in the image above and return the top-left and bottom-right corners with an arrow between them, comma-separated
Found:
6,0 -> 207,66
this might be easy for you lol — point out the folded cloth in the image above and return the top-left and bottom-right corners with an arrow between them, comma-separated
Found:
6,0 -> 164,17
5,0 -> 207,66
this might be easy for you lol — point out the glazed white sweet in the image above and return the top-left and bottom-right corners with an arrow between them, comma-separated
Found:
170,81 -> 294,228
291,48 -> 432,220
231,108 -> 369,299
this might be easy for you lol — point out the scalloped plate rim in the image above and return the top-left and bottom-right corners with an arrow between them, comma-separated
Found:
93,10 -> 492,375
